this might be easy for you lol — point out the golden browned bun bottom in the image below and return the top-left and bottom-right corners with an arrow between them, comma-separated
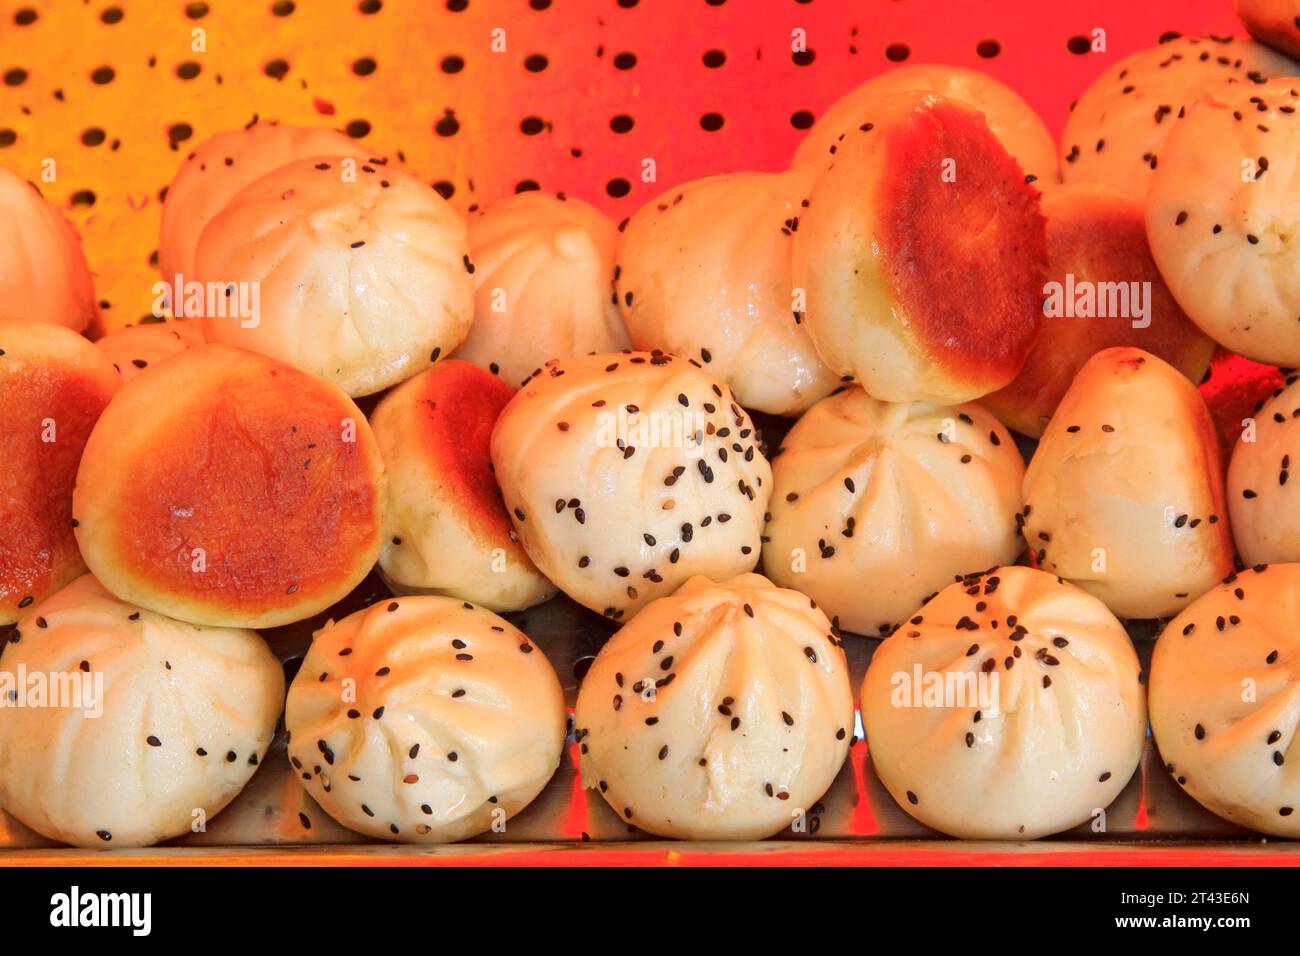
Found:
74,344 -> 385,628
1237,0 -> 1300,64
0,319 -> 121,624
983,183 -> 1215,437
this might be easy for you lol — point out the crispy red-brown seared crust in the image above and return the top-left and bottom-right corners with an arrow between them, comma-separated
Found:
983,183 -> 1215,437
876,97 -> 1048,390
1237,0 -> 1300,61
74,345 -> 383,628
405,359 -> 518,547
0,321 -> 120,622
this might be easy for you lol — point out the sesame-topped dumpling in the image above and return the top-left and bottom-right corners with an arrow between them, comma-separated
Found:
158,121 -> 373,284
1061,36 -> 1297,198
1238,0 -> 1300,61
74,344 -> 385,629
1146,80 -> 1300,365
762,387 -> 1024,637
285,595 -> 566,843
0,319 -> 120,625
0,574 -> 284,848
0,166 -> 96,332
794,63 -> 1058,186
1228,374 -> 1300,564
94,318 -> 204,382
371,360 -> 555,612
1150,564 -> 1300,837
1022,348 -> 1234,619
490,351 -> 772,621
574,573 -> 853,839
194,156 -> 474,397
456,192 -> 629,386
861,566 -> 1146,839
615,169 -> 838,416
983,182 -> 1215,437
791,92 -> 1048,404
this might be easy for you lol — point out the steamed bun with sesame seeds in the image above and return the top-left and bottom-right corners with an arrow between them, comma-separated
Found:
614,169 -> 838,416
455,192 -> 629,386
1146,80 -> 1300,366
1238,0 -> 1300,61
158,121 -> 374,285
193,156 -> 474,397
791,92 -> 1048,405
1150,564 -> 1300,837
861,565 -> 1146,840
0,574 -> 284,848
982,182 -> 1215,438
761,388 -> 1024,637
1061,36 -> 1297,199
793,63 -> 1058,186
0,166 -> 97,332
574,573 -> 853,840
284,595 -> 566,843
1228,375 -> 1300,564
490,351 -> 772,621
93,318 -> 205,382
370,360 -> 555,612
0,319 -> 120,625
73,344 -> 385,629
1022,347 -> 1233,619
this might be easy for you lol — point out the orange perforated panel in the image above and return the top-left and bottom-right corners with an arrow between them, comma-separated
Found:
0,0 -> 1240,333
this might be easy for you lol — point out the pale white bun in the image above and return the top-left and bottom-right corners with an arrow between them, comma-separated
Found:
490,351 -> 772,620
1150,564 -> 1300,837
1146,80 -> 1300,365
158,121 -> 373,284
457,192 -> 628,386
1061,36 -> 1297,198
574,572 -> 853,839
285,595 -> 566,843
94,318 -> 204,382
1022,347 -> 1234,619
791,91 -> 1047,404
0,574 -> 284,848
794,63 -> 1058,185
762,387 -> 1024,635
1228,373 -> 1300,564
371,359 -> 555,611
0,319 -> 120,625
861,565 -> 1146,839
0,166 -> 96,331
194,156 -> 474,397
615,169 -> 837,416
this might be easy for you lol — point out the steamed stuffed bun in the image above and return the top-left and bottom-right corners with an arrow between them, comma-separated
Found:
456,192 -> 628,386
1150,564 -> 1300,837
0,167 -> 96,331
490,351 -> 772,620
1228,374 -> 1300,564
983,182 -> 1215,437
574,573 -> 853,839
861,566 -> 1146,839
158,121 -> 373,284
285,595 -> 566,843
1061,36 -> 1297,198
1237,0 -> 1300,61
615,169 -> 838,416
0,574 -> 284,847
194,156 -> 474,396
371,359 -> 555,611
74,344 -> 385,629
1022,347 -> 1233,619
1146,81 -> 1300,365
94,319 -> 204,382
762,388 -> 1024,636
794,63 -> 1058,185
0,319 -> 120,624
791,92 -> 1048,404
